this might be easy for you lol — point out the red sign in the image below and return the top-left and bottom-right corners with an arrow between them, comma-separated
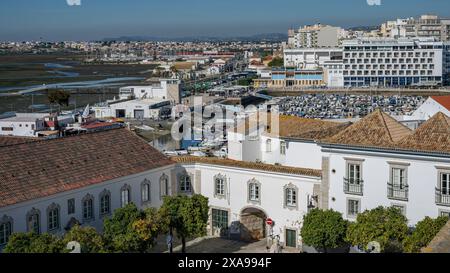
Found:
266,218 -> 274,226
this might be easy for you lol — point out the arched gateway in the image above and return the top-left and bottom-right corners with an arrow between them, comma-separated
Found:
239,206 -> 268,242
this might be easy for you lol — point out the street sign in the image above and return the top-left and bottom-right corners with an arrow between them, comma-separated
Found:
266,218 -> 274,226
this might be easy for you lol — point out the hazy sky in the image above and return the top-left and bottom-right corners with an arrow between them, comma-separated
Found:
1,0 -> 450,41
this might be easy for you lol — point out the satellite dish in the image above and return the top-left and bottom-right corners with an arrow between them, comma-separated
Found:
367,241 -> 381,253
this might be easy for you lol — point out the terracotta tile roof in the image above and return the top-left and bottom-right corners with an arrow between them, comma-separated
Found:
0,128 -> 175,208
396,112 -> 450,154
234,113 -> 349,141
171,156 -> 322,177
0,136 -> 39,147
431,96 -> 450,111
270,115 -> 351,140
323,109 -> 412,148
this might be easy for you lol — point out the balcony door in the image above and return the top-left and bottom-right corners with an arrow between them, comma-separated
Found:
348,164 -> 361,185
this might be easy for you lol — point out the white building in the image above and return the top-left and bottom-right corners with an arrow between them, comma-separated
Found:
0,113 -> 47,137
93,98 -> 171,120
288,24 -> 344,48
228,109 -> 450,226
406,95 -> 450,121
119,79 -> 181,104
343,38 -> 444,87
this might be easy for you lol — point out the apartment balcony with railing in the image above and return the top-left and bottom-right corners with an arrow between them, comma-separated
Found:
436,188 -> 450,206
343,178 -> 364,195
387,183 -> 409,201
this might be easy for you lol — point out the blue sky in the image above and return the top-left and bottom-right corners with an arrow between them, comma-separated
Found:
1,0 -> 450,41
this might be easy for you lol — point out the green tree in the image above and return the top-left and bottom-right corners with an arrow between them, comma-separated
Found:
301,209 -> 348,253
160,194 -> 209,253
267,57 -> 284,68
346,206 -> 408,252
403,216 -> 449,253
63,225 -> 107,253
132,207 -> 170,249
3,233 -> 64,253
103,203 -> 147,252
47,89 -> 71,106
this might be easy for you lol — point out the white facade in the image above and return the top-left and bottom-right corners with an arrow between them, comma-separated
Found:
322,145 -> 450,225
119,79 -> 181,103
174,162 -> 321,249
0,113 -> 47,137
93,99 -> 171,119
343,38 -> 444,87
0,165 -> 174,237
284,48 -> 343,70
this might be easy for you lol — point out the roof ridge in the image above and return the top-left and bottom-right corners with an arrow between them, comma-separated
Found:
378,110 -> 394,142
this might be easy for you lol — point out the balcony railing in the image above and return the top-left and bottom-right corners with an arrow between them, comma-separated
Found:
436,188 -> 450,206
343,178 -> 364,195
387,183 -> 409,201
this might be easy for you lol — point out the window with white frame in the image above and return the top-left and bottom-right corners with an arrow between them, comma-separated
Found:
179,175 -> 191,193
27,209 -> 40,234
391,168 -> 407,188
266,139 -> 272,152
0,216 -> 12,246
285,187 -> 297,207
347,163 -> 361,183
121,185 -> 131,207
280,141 -> 286,155
160,174 -> 169,198
82,195 -> 94,221
248,180 -> 260,202
440,211 -> 450,218
214,175 -> 226,196
440,173 -> 450,195
47,204 -> 60,231
347,199 -> 360,217
99,190 -> 111,216
141,180 -> 151,203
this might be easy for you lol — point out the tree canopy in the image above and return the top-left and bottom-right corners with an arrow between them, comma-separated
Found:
403,216 -> 449,253
47,89 -> 71,106
267,57 -> 284,68
346,206 -> 409,252
3,232 -> 65,253
160,194 -> 209,253
301,209 -> 348,252
62,225 -> 107,253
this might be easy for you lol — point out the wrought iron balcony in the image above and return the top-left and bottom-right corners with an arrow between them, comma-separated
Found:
436,188 -> 450,206
343,178 -> 364,195
387,183 -> 409,201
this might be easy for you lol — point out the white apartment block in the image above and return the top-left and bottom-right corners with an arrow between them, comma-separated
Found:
343,38 -> 444,87
288,24 -> 343,48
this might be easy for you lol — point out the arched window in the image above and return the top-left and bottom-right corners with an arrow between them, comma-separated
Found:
248,179 -> 261,203
26,208 -> 41,234
0,215 -> 13,246
266,139 -> 272,152
82,194 -> 94,221
121,184 -> 131,207
179,174 -> 192,193
141,179 -> 151,204
214,174 -> 226,197
99,190 -> 111,216
159,174 -> 169,199
47,203 -> 60,232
